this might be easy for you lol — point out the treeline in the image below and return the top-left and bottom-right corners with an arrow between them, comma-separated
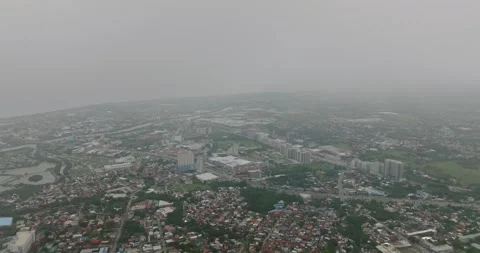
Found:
119,220 -> 146,243
364,200 -> 400,222
340,215 -> 375,252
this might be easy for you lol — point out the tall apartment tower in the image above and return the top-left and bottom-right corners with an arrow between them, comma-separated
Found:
280,144 -> 290,157
196,157 -> 205,173
177,150 -> 195,173
384,159 -> 404,181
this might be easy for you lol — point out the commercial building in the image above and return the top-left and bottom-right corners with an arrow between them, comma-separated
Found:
227,143 -> 240,156
0,217 -> 13,227
384,159 -> 404,181
376,244 -> 401,253
195,127 -> 212,135
209,155 -> 251,173
460,232 -> 480,243
248,170 -> 262,179
79,248 -> 109,253
103,163 -> 132,170
195,157 -> 205,173
280,144 -> 311,163
196,172 -> 219,183
177,150 -> 195,173
114,156 -> 136,164
173,135 -> 183,143
8,229 -> 35,253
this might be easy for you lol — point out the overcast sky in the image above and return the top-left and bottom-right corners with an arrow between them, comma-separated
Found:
1,1 -> 479,117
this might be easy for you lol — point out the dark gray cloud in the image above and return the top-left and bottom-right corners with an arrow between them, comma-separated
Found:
1,1 -> 479,117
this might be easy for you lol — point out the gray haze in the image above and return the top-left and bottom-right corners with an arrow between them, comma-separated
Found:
1,1 -> 480,117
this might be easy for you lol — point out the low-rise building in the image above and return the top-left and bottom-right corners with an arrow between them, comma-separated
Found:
8,229 -> 35,253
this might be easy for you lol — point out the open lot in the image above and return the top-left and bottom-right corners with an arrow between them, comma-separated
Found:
216,140 -> 263,150
173,183 -> 211,193
424,161 -> 480,185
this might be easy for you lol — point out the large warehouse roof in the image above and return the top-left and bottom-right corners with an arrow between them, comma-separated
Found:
209,155 -> 251,168
0,217 -> 13,227
196,173 -> 219,182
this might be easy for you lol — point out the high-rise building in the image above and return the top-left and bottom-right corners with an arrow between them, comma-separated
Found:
288,148 -> 298,159
298,151 -> 311,163
196,157 -> 205,173
177,150 -> 195,173
280,144 -> 290,157
366,161 -> 382,175
384,159 -> 404,181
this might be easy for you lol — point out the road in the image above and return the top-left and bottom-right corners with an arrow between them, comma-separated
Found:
156,217 -> 168,253
260,206 -> 286,252
206,166 -> 474,208
0,144 -> 37,155
111,191 -> 137,253
276,188 -> 476,207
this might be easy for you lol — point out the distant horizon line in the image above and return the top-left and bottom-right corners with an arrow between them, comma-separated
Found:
2,89 -> 480,120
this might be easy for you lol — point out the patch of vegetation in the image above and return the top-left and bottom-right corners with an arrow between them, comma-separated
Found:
267,163 -> 342,188
383,183 -> 419,198
166,200 -> 184,226
340,215 -> 375,252
240,187 -> 302,213
173,183 -> 211,193
119,220 -> 146,243
28,174 -> 43,182
0,184 -> 43,199
363,200 -> 400,221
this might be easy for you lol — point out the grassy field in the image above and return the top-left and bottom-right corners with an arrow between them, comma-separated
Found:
173,183 -> 211,193
423,161 -> 480,185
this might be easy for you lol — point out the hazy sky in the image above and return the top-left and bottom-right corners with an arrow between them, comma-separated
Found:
1,1 -> 479,117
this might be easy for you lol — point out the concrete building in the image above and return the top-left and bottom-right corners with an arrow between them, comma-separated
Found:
296,151 -> 311,163
384,159 -> 404,181
288,148 -> 298,159
248,170 -> 262,179
0,217 -> 13,227
195,157 -> 205,173
103,163 -> 132,170
228,143 -> 239,156
209,155 -> 251,174
367,161 -> 384,176
177,150 -> 195,173
173,135 -> 183,143
8,229 -> 35,253
196,172 -> 219,183
280,144 -> 290,157
195,127 -> 212,135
